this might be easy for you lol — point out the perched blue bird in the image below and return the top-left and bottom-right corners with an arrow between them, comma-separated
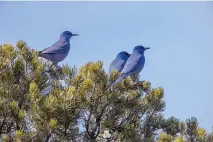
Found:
39,31 -> 78,66
109,51 -> 131,74
111,45 -> 150,86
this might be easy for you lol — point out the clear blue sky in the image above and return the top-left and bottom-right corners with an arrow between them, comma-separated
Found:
0,2 -> 213,132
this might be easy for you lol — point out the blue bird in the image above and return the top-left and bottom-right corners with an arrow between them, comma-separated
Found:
38,31 -> 78,67
109,51 -> 130,86
111,45 -> 150,86
109,51 -> 131,74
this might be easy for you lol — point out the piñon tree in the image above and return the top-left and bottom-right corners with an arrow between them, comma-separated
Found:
0,41 -> 212,142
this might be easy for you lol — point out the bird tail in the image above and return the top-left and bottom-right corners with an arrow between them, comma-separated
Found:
110,73 -> 127,87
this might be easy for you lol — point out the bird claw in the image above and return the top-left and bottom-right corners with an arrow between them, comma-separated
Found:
56,65 -> 61,69
57,66 -> 63,73
53,63 -> 62,72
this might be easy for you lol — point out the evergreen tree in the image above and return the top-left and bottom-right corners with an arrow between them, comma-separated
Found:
0,41 -> 212,142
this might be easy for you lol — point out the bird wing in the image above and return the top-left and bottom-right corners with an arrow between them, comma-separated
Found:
109,59 -> 125,73
40,41 -> 69,54
121,54 -> 145,75
111,54 -> 145,86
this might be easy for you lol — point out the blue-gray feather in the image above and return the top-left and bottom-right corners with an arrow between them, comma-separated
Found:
109,51 -> 130,74
111,45 -> 149,86
39,31 -> 78,64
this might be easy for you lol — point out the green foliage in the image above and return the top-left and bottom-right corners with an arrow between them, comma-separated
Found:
162,117 -> 181,137
0,41 -> 212,142
157,133 -> 173,142
174,136 -> 184,142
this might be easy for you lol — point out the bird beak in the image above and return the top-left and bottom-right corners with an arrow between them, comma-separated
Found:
72,34 -> 79,36
144,47 -> 150,50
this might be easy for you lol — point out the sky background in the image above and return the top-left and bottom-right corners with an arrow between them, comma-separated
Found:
0,2 -> 213,132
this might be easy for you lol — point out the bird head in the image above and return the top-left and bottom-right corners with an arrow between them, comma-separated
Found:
133,45 -> 150,54
60,31 -> 79,41
117,51 -> 131,60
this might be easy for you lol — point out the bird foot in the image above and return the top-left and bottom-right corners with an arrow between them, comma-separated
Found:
57,66 -> 63,73
53,63 -> 61,71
